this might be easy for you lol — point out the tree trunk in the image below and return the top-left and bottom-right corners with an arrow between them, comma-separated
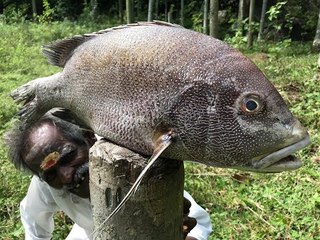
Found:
148,0 -> 154,22
164,0 -> 168,22
89,140 -> 184,240
313,8 -> 320,51
313,8 -> 320,82
155,0 -> 159,19
180,0 -> 184,26
203,0 -> 209,34
126,0 -> 134,23
118,0 -> 123,23
247,0 -> 255,48
168,4 -> 174,23
31,0 -> 37,17
90,0 -> 98,19
238,0 -> 244,32
258,0 -> 268,41
209,0 -> 219,38
137,0 -> 142,19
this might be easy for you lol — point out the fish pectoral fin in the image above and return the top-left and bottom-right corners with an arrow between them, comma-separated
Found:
91,131 -> 175,237
50,108 -> 91,129
152,129 -> 176,161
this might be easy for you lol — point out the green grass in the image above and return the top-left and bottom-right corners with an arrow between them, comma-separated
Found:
0,21 -> 319,239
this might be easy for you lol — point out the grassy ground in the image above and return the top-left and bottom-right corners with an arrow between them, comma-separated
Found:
0,22 -> 319,239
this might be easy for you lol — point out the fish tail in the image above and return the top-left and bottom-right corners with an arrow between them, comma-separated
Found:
11,73 -> 62,128
11,79 -> 38,127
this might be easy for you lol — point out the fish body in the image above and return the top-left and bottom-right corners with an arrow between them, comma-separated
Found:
12,22 -> 310,172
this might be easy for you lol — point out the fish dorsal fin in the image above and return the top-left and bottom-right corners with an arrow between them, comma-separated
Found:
42,35 -> 90,67
42,21 -> 182,68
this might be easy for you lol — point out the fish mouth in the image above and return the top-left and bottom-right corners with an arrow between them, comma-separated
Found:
252,135 -> 311,172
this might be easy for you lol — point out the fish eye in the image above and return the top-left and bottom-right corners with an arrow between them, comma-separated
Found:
240,95 -> 262,114
246,99 -> 258,111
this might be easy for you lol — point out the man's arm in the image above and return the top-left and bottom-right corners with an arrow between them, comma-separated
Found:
184,191 -> 212,240
20,176 -> 59,240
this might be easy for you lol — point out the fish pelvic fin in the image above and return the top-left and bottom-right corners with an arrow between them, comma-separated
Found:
91,129 -> 176,237
42,21 -> 182,68
50,108 -> 91,130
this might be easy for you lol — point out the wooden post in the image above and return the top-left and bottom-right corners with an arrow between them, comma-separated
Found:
89,140 -> 184,240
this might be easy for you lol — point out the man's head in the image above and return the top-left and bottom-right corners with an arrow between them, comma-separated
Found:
5,113 -> 96,198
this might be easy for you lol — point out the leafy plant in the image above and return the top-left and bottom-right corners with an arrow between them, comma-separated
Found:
0,4 -> 28,24
264,1 -> 294,42
267,1 -> 287,22
37,0 -> 55,24
225,29 -> 247,49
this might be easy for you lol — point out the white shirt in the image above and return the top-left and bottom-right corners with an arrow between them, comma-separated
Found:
20,176 -> 212,240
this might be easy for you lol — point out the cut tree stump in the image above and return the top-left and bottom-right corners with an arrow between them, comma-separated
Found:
89,139 -> 184,240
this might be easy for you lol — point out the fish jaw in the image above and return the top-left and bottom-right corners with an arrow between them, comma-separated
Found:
248,120 -> 311,173
250,134 -> 310,172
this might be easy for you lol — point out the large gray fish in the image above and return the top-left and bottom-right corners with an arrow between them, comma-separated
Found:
12,21 -> 310,173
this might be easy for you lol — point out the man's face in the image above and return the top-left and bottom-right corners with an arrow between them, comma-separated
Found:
24,122 -> 92,198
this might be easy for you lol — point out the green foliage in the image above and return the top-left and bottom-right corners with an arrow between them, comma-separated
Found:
0,4 -> 28,24
0,22 -> 319,239
186,1 -> 203,30
264,1 -> 292,41
37,0 -> 54,24
265,39 -> 293,56
267,1 -> 287,21
1,0 -> 319,42
225,29 -> 247,49
191,11 -> 203,33
284,0 -> 318,40
0,146 -> 30,239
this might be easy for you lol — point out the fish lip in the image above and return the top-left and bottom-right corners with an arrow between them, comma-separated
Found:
252,134 -> 311,172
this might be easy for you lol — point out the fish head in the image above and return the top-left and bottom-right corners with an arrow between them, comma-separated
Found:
170,54 -> 310,172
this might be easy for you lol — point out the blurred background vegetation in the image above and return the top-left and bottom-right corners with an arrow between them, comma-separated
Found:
1,0 -> 320,43
0,0 -> 320,239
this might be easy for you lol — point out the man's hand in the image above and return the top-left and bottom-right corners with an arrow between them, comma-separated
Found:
183,197 -> 197,240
